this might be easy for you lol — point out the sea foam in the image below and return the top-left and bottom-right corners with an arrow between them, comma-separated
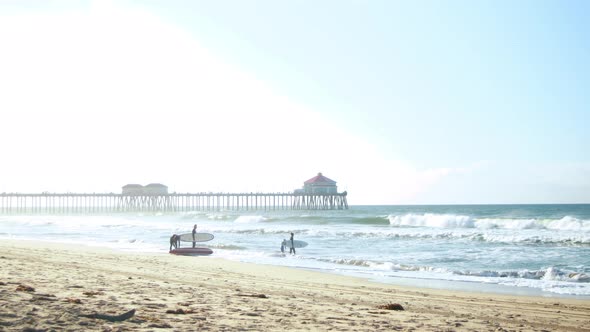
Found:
234,215 -> 267,223
387,214 -> 590,231
388,213 -> 474,228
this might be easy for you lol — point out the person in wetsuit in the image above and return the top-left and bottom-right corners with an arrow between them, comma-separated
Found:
289,233 -> 296,255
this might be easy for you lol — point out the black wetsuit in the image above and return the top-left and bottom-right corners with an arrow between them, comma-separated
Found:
289,235 -> 296,254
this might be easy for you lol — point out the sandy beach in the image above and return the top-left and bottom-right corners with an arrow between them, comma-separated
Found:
0,240 -> 588,331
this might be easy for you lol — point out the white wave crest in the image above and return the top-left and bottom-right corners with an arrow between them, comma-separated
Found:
542,267 -> 590,282
454,267 -> 590,283
388,213 -> 474,228
234,215 -> 267,223
546,216 -> 590,231
388,214 -> 590,232
477,216 -> 590,231
475,218 -> 544,229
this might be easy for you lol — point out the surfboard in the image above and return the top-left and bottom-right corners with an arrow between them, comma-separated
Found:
282,240 -> 308,249
178,233 -> 214,242
169,247 -> 213,256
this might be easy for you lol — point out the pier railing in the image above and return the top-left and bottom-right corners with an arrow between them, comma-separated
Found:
0,192 -> 348,214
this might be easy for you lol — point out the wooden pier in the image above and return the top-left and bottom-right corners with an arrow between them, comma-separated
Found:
0,192 -> 348,214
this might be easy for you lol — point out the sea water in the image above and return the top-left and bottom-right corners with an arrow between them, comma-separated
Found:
1,204 -> 589,298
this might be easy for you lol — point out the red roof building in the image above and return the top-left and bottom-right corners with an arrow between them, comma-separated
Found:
303,172 -> 338,194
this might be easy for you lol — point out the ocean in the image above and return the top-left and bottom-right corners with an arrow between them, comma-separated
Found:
1,204 -> 589,298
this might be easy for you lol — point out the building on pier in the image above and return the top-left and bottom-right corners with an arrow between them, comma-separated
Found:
122,184 -> 143,195
144,183 -> 168,195
302,172 -> 338,194
122,183 -> 168,195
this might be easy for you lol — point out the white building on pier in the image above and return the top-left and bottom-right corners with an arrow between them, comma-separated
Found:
122,183 -> 168,195
301,172 -> 338,194
122,184 -> 143,195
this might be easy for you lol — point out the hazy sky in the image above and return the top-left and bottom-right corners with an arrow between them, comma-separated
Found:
1,0 -> 588,204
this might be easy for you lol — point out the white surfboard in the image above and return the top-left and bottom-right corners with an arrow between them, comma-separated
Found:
282,239 -> 308,249
178,232 -> 214,242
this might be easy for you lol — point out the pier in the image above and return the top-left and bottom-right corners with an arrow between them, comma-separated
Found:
0,192 -> 349,214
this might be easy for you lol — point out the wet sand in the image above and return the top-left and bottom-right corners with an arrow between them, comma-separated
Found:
1,240 -> 589,331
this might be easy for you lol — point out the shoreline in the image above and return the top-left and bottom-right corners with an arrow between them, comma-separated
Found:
362,271 -> 590,301
10,234 -> 590,300
1,240 -> 589,331
273,263 -> 590,301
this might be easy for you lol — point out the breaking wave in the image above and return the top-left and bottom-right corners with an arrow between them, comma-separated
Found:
389,213 -> 474,228
388,214 -> 590,231
234,215 -> 268,223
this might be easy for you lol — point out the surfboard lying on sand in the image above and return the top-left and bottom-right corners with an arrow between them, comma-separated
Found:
282,240 -> 308,249
169,247 -> 213,256
178,233 -> 214,242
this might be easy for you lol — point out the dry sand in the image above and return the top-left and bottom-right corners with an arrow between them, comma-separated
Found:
1,240 -> 589,331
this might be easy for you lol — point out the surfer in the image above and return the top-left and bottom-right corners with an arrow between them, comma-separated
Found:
289,233 -> 296,255
281,239 -> 287,253
169,234 -> 180,251
192,224 -> 197,248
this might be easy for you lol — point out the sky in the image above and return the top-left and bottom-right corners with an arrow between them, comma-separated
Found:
0,0 -> 588,205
